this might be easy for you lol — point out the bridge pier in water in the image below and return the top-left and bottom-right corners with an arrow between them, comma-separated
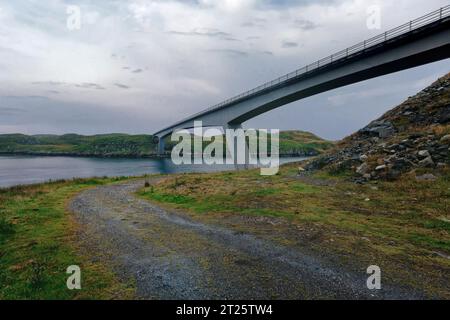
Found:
226,124 -> 250,171
157,137 -> 165,156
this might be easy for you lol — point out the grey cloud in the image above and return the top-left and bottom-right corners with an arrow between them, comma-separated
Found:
241,22 -> 255,27
32,81 -> 66,86
168,29 -> 237,41
259,0 -> 341,9
0,95 -> 162,135
1,95 -> 49,100
170,30 -> 230,37
32,81 -> 105,90
241,18 -> 267,28
223,37 -> 240,42
114,83 -> 130,89
0,106 -> 26,116
206,49 -> 248,57
282,41 -> 299,48
293,18 -> 318,31
111,54 -> 126,60
75,83 -> 106,90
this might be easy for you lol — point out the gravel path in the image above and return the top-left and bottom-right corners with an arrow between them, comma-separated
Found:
69,179 -> 421,300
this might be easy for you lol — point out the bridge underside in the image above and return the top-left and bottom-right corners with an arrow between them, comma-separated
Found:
154,19 -> 450,153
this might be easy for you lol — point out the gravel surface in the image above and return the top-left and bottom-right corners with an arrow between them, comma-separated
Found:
69,179 -> 422,300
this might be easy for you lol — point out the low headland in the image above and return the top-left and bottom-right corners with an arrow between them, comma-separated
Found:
0,130 -> 334,158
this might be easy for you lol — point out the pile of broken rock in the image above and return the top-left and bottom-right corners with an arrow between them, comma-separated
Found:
306,72 -> 450,182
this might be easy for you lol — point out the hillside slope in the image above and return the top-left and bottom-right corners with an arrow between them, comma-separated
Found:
0,134 -> 155,157
307,72 -> 450,181
0,131 -> 332,158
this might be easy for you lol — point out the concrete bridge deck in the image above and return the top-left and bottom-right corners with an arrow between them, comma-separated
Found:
153,6 -> 450,152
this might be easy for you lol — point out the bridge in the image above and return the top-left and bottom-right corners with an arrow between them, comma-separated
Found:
153,6 -> 450,153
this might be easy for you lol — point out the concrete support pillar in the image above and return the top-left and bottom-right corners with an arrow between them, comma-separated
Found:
158,138 -> 165,156
226,124 -> 249,171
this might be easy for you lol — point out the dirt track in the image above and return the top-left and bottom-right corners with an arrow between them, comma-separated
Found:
69,179 -> 421,300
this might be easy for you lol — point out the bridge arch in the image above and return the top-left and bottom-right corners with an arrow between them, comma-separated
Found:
154,6 -> 450,154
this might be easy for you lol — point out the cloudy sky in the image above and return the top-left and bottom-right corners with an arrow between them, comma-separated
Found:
0,0 -> 449,140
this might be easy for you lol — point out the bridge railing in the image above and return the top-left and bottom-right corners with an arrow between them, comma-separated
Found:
163,5 -> 450,131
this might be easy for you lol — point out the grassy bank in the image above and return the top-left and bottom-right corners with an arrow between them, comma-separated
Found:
139,164 -> 450,298
0,178 -> 134,299
2,162 -> 448,298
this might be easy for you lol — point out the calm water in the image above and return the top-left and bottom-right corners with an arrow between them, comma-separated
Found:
0,156 -> 307,188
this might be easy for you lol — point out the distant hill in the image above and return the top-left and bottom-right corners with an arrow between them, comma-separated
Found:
0,134 -> 156,157
0,131 -> 333,158
278,131 -> 333,155
307,72 -> 450,181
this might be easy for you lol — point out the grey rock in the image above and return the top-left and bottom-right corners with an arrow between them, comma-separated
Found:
419,156 -> 435,168
387,170 -> 401,180
362,121 -> 395,138
392,158 -> 411,171
356,163 -> 370,175
415,174 -> 437,182
418,150 -> 431,158
377,127 -> 395,138
441,135 -> 450,143
439,112 -> 450,124
437,162 -> 447,169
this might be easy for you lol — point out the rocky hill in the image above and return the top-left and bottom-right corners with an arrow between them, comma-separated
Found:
307,72 -> 450,182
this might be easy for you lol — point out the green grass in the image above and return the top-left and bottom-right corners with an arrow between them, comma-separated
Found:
0,178 -> 134,300
408,234 -> 450,252
290,184 -> 319,194
252,188 -> 280,196
148,193 -> 195,205
0,217 -> 15,241
423,219 -> 450,232
279,131 -> 334,154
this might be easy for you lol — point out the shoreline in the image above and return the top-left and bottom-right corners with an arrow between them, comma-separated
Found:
0,155 -> 313,189
0,152 -> 318,159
